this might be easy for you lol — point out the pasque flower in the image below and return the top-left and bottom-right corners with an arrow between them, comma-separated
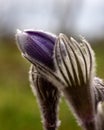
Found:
16,30 -> 56,68
16,30 -> 60,130
16,30 -> 104,130
53,34 -> 96,130
52,34 -> 104,130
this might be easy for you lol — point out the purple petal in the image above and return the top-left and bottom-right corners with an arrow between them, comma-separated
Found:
16,30 -> 57,68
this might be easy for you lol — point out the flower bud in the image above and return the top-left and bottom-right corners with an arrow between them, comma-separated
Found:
53,34 -> 96,130
16,30 -> 60,130
16,29 -> 56,68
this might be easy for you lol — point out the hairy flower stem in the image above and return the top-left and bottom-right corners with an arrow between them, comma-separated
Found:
30,66 -> 60,130
63,87 -> 96,130
36,77 -> 60,130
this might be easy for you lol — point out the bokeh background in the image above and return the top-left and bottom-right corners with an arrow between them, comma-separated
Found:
0,0 -> 104,130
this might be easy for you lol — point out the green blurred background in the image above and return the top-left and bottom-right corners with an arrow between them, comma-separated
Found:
0,0 -> 104,130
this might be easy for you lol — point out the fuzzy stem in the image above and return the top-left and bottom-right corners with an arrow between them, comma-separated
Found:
63,86 -> 96,130
42,100 -> 59,130
30,70 -> 60,130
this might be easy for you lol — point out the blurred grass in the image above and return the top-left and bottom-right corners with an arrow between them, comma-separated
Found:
0,37 -> 104,130
92,41 -> 104,78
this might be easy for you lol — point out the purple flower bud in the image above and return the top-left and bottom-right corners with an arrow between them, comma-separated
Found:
16,30 -> 60,130
16,30 -> 57,68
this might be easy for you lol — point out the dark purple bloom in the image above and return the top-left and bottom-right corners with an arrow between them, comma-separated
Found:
16,30 -> 60,130
16,29 -> 57,68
